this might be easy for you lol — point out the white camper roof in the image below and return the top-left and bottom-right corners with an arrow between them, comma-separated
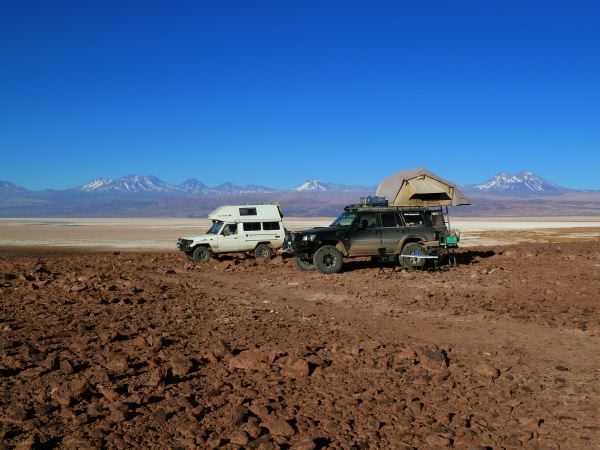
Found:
376,168 -> 471,207
208,204 -> 283,222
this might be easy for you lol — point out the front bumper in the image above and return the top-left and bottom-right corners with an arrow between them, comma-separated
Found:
177,239 -> 193,252
290,239 -> 318,258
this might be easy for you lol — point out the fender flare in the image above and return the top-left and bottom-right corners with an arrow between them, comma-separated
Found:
394,235 -> 427,255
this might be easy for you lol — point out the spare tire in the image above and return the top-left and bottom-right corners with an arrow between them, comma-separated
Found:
400,242 -> 427,270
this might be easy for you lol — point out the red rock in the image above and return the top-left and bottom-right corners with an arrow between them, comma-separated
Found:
108,401 -> 129,422
209,340 -> 230,359
106,352 -> 129,374
291,437 -> 317,450
169,353 -> 192,376
263,417 -> 296,436
60,359 -> 74,374
229,430 -> 249,445
474,362 -> 500,379
149,365 -> 168,386
229,405 -> 248,426
249,403 -> 270,418
426,434 -> 451,446
50,379 -> 90,407
245,419 -> 262,438
281,358 -> 310,379
98,385 -> 120,401
228,349 -> 270,371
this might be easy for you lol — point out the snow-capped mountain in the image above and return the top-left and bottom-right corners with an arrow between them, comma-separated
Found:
78,178 -> 112,192
463,171 -> 570,195
77,175 -> 184,193
0,181 -> 28,193
295,179 -> 331,192
76,176 -> 276,195
294,179 -> 374,192
179,178 -> 212,194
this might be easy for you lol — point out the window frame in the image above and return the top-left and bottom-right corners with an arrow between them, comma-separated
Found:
239,207 -> 257,216
262,221 -> 280,231
242,222 -> 262,232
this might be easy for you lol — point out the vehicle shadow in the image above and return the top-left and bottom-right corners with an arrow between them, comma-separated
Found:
454,249 -> 496,265
340,250 -> 496,273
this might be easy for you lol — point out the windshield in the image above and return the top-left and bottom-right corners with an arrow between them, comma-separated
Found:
330,212 -> 357,227
207,220 -> 224,235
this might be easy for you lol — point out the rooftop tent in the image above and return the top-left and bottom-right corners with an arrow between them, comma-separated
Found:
375,168 -> 471,206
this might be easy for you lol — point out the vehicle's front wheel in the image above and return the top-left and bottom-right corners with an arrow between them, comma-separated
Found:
313,245 -> 344,274
294,256 -> 315,271
185,251 -> 195,262
400,242 -> 426,270
254,244 -> 273,259
191,246 -> 213,263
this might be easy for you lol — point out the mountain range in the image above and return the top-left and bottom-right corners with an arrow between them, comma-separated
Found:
0,171 -> 598,217
0,171 -> 589,196
461,171 -> 571,195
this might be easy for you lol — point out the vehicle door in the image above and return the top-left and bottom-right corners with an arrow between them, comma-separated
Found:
241,222 -> 262,251
347,212 -> 381,256
216,223 -> 241,252
378,212 -> 403,253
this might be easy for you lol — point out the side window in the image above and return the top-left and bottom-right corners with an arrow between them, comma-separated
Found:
357,213 -> 378,229
402,212 -> 424,226
221,223 -> 238,236
380,212 -> 399,228
262,222 -> 280,231
242,222 -> 261,231
239,207 -> 257,216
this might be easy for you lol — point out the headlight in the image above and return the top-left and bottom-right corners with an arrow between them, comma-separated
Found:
301,234 -> 317,241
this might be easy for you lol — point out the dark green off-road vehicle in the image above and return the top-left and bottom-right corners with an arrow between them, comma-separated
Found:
288,203 -> 458,274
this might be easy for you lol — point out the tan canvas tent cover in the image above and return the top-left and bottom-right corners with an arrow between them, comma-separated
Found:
376,168 -> 471,206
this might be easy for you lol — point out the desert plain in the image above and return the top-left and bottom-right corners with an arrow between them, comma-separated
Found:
1,217 -> 599,449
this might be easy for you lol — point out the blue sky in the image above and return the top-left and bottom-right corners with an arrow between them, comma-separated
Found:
1,1 -> 599,190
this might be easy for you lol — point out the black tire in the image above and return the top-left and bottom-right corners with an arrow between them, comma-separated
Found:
254,244 -> 273,259
192,246 -> 213,263
313,245 -> 344,274
294,256 -> 315,271
185,251 -> 195,262
400,242 -> 426,270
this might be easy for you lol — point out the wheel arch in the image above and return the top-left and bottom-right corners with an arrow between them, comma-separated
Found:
254,241 -> 274,249
192,243 -> 213,251
395,235 -> 426,254
318,239 -> 348,256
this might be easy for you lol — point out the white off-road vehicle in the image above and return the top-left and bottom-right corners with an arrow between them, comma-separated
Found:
177,204 -> 285,262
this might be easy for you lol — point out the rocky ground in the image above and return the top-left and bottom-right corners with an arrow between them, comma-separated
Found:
1,241 -> 599,449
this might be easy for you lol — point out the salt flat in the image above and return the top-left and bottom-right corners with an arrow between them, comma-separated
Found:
0,216 -> 599,251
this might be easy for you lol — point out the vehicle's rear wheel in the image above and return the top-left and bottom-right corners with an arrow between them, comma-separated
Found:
254,244 -> 273,259
294,256 -> 315,271
313,245 -> 344,274
192,246 -> 213,263
400,242 -> 427,270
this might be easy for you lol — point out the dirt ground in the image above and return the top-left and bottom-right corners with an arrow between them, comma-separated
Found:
1,241 -> 599,449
